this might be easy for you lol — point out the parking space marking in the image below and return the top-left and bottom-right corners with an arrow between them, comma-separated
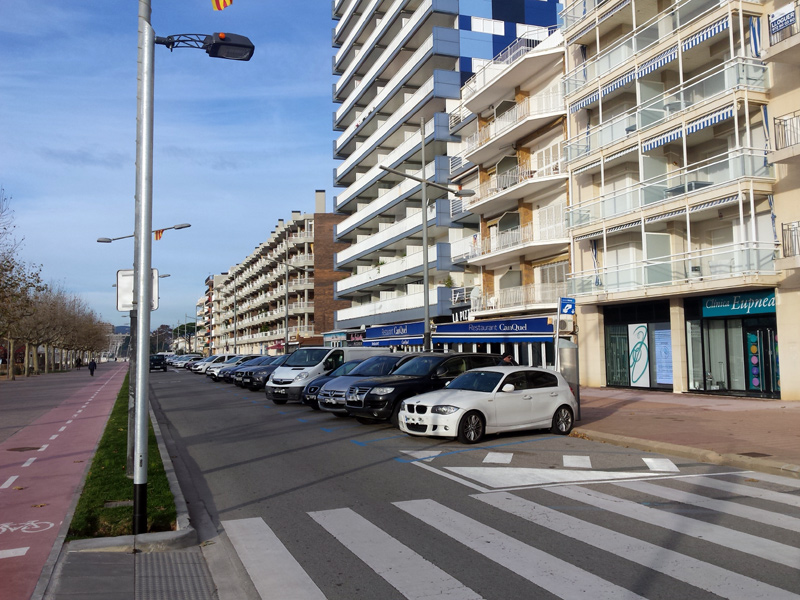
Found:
483,452 -> 513,464
352,435 -> 406,447
564,455 -> 593,469
401,450 -> 442,463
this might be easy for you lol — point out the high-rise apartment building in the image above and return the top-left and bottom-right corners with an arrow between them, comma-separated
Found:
560,0 -> 800,398
330,0 -> 561,344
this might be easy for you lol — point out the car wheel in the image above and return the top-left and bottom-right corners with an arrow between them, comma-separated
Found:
457,411 -> 485,444
356,416 -> 378,425
551,405 -> 574,435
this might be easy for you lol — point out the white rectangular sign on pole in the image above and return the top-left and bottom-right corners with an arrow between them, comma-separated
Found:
116,269 -> 159,311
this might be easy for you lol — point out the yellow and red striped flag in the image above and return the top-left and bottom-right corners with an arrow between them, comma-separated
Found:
154,229 -> 164,241
213,0 -> 232,10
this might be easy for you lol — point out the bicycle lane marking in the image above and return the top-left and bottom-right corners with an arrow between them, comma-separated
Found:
0,365 -> 127,600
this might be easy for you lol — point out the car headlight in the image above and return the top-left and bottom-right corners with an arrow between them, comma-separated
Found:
296,372 -> 309,381
372,387 -> 395,395
431,405 -> 460,415
268,373 -> 275,382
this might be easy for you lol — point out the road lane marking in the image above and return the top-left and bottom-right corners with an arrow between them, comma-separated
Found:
58,426 -> 66,432
1,476 -> 19,489
615,480 -> 800,533
547,484 -> 800,569
686,476 -> 800,508
38,445 -> 48,452
444,466 -> 663,488
49,435 -> 58,441
22,458 -> 36,467
400,450 -> 442,463
309,507 -> 482,600
642,457 -> 679,471
478,492 -> 800,600
395,499 -> 646,600
223,518 -> 325,600
66,420 -> 73,424
483,452 -> 513,464
563,455 -> 592,469
0,548 -> 29,559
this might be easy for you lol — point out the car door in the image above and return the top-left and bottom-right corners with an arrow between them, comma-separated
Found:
493,370 -> 534,427
525,370 -> 562,426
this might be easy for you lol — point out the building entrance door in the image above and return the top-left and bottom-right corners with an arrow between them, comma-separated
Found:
745,326 -> 779,395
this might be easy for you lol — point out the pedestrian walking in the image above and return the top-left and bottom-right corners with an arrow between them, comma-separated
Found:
75,357 -> 82,370
88,359 -> 96,377
501,352 -> 518,366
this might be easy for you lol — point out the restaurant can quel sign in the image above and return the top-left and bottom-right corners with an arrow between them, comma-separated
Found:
702,290 -> 776,318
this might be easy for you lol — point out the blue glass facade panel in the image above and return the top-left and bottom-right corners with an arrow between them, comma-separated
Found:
460,0 -> 493,18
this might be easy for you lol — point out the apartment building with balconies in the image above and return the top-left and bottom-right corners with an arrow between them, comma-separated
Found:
561,0 -> 799,399
443,27 -> 571,365
330,0 -> 561,343
213,191 -> 350,355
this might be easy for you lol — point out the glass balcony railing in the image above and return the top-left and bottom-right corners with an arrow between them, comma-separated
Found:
565,59 -> 768,162
569,242 -> 779,296
564,0 -> 745,95
471,282 -> 567,312
566,148 -> 774,228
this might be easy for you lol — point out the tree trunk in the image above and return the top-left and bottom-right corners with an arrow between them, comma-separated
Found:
8,337 -> 15,381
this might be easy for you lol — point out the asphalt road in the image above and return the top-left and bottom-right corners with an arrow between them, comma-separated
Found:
150,368 -> 800,600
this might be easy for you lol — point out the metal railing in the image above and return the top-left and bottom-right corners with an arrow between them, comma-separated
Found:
774,109 -> 800,152
569,242 -> 779,295
471,282 -> 567,312
769,0 -> 800,45
783,221 -> 800,258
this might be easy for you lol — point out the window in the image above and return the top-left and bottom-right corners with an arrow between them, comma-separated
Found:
526,371 -> 559,388
503,372 -> 528,390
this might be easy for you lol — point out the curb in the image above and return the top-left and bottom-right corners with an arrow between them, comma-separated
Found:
574,427 -> 800,480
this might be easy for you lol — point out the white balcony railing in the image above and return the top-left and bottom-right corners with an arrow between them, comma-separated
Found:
471,282 -> 567,312
566,148 -> 774,228
335,288 -> 441,321
336,246 -> 438,295
569,242 -> 779,296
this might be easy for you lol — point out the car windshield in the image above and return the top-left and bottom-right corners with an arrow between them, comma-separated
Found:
243,356 -> 270,367
447,371 -> 504,392
223,356 -> 242,364
350,355 -> 403,376
330,360 -> 362,377
285,349 -> 329,367
391,355 -> 445,377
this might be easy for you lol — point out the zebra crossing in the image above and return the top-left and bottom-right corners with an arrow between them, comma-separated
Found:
222,471 -> 800,599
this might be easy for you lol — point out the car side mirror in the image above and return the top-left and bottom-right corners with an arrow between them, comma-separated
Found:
434,366 -> 448,378
501,383 -> 516,393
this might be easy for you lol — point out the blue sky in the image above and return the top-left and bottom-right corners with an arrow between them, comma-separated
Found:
0,0 -> 336,331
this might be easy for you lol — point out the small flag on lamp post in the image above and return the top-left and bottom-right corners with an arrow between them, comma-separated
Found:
213,0 -> 232,10
154,229 -> 164,241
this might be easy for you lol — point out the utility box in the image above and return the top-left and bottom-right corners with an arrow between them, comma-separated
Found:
558,338 -> 580,421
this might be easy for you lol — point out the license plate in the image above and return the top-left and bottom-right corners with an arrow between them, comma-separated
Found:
273,388 -> 287,396
243,378 -> 251,383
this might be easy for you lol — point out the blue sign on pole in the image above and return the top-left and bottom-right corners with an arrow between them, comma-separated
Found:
559,297 -> 576,315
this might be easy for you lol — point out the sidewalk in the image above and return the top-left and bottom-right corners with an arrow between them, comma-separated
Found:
38,384 -> 800,600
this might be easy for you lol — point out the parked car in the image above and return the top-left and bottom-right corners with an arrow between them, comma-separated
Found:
300,359 -> 367,409
344,353 -> 502,425
149,354 -> 168,372
207,354 -> 259,381
266,346 -> 387,404
398,366 -> 577,444
226,356 -> 274,384
243,353 -> 290,391
183,355 -> 205,369
316,353 -> 419,416
193,354 -> 238,374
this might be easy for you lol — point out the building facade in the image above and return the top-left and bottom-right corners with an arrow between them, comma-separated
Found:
212,191 -> 350,354
560,0 -> 800,398
330,0 -> 562,342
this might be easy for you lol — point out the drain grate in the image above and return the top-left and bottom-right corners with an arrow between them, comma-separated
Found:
738,452 -> 772,458
8,447 -> 41,452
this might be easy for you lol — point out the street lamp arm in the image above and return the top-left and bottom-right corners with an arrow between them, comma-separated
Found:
379,165 -> 475,197
155,32 -> 254,61
154,34 -> 207,51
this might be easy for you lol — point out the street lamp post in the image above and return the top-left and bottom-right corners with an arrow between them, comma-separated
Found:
379,118 -> 474,352
131,0 -> 253,534
97,223 -> 190,244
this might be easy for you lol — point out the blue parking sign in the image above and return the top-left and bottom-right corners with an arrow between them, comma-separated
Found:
559,297 -> 575,315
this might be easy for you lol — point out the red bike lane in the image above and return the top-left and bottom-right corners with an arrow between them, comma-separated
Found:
0,365 -> 128,600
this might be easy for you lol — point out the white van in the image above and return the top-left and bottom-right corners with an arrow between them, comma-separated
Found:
265,346 -> 388,404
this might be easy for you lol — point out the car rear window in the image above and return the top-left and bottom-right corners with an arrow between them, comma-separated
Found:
349,355 -> 403,376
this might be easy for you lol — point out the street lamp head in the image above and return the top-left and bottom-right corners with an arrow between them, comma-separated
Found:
172,223 -> 191,230
159,274 -> 171,279
97,237 -> 113,243
454,188 -> 476,197
203,33 -> 255,61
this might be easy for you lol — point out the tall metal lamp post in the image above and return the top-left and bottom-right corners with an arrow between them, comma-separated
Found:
132,0 -> 253,534
379,119 -> 474,351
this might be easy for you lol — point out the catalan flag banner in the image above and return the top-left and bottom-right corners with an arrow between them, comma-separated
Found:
213,0 -> 232,10
154,229 -> 164,241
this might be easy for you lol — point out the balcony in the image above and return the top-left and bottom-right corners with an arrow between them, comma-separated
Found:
769,110 -> 800,165
335,286 -> 452,325
470,282 -> 567,316
567,149 -> 774,229
336,244 -> 443,296
462,87 -> 565,165
565,59 -> 768,163
467,220 -> 569,269
765,0 -> 800,64
776,221 -> 800,270
569,242 -> 780,298
454,146 -> 566,218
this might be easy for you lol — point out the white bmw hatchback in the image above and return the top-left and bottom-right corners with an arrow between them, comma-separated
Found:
398,366 -> 577,444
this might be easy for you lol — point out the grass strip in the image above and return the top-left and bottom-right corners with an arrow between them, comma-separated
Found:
67,374 -> 176,540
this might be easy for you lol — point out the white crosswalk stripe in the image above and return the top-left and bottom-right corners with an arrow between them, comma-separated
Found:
226,475 -> 800,600
309,508 -> 483,599
563,455 -> 592,468
394,498 -> 648,600
483,451 -> 512,464
474,491 -> 799,600
642,457 -> 679,471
